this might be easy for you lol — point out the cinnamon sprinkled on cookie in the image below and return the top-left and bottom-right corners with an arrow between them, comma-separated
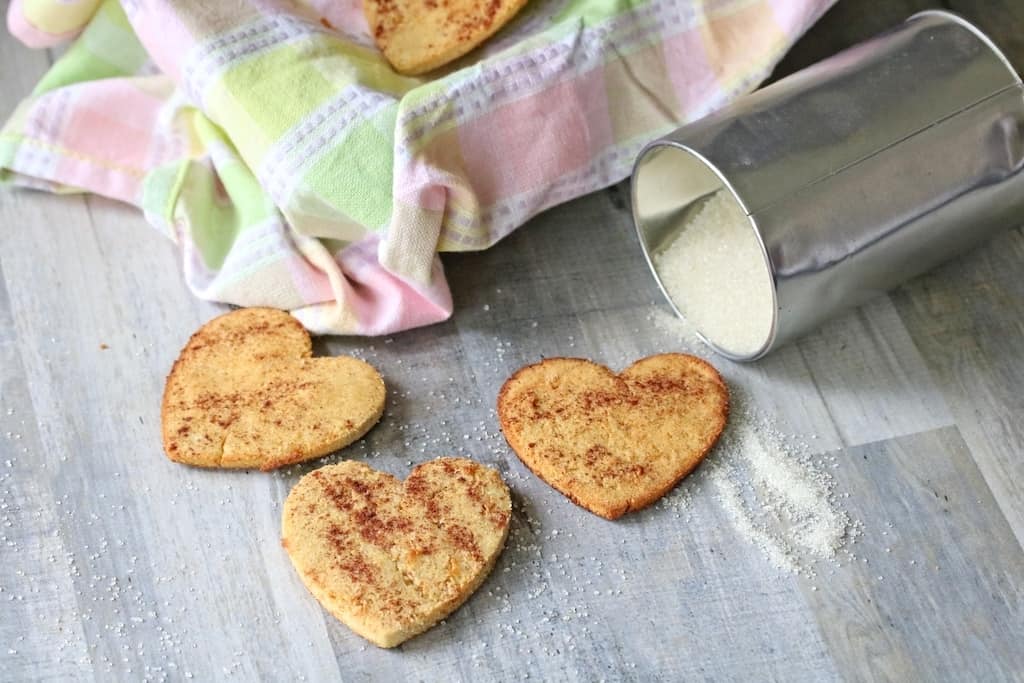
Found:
497,354 -> 729,519
281,458 -> 511,648
161,308 -> 385,470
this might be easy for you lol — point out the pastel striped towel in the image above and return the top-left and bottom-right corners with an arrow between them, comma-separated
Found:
2,0 -> 834,335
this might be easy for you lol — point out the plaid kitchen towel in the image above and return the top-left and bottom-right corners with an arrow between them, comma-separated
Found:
1,0 -> 833,334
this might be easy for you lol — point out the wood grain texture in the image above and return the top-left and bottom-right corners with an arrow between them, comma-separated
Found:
2,2 -> 1024,681
890,226 -> 1024,548
796,427 -> 1024,681
0,263 -> 95,682
794,296 -> 954,447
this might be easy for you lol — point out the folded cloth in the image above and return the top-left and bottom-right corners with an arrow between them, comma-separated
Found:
2,0 -> 834,334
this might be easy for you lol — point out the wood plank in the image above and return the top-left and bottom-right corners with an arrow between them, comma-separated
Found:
0,267 -> 96,681
0,39 -> 53,108
0,190 -> 344,680
891,226 -> 1024,547
0,28 -> 95,682
441,185 -> 655,325
799,427 -> 1024,681
794,296 -> 954,447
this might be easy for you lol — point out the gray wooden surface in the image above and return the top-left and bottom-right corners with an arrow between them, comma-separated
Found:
3,2 -> 1024,681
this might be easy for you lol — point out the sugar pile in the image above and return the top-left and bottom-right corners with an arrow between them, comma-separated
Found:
705,399 -> 856,574
653,190 -> 774,357
650,306 -> 858,574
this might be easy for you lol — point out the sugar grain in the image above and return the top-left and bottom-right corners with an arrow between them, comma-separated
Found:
653,190 -> 774,356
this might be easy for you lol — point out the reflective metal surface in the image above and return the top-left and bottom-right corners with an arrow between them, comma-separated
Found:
632,10 -> 1024,361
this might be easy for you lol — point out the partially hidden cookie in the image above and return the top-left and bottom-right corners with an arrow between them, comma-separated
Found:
364,0 -> 530,75
161,308 -> 385,471
497,354 -> 729,520
281,458 -> 511,648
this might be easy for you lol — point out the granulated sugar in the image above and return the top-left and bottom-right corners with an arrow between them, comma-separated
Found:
650,307 -> 707,351
653,190 -> 774,357
705,396 -> 857,575
710,466 -> 801,572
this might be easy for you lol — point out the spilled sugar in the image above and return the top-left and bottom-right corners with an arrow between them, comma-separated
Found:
706,402 -> 856,574
650,307 -> 707,351
653,190 -> 775,357
650,305 -> 858,574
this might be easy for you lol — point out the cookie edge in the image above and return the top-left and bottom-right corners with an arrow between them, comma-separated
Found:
497,353 -> 730,520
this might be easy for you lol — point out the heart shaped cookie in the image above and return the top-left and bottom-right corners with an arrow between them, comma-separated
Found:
498,354 -> 729,520
282,458 -> 511,648
365,0 -> 530,75
161,308 -> 385,470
